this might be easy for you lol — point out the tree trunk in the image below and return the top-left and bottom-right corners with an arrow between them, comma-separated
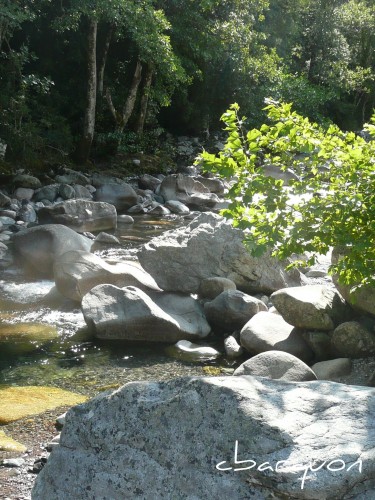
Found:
98,24 -> 114,96
135,65 -> 153,135
75,18 -> 97,163
118,59 -> 142,132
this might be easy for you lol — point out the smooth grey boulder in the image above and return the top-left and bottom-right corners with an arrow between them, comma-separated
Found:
59,184 -> 75,200
13,173 -> 42,189
94,183 -> 138,212
138,174 -> 162,191
138,212 -> 306,294
204,289 -> 267,332
74,185 -> 93,200
54,250 -> 160,301
14,187 -> 34,201
18,202 -> 37,223
198,277 -> 236,299
82,284 -> 211,341
312,358 -> 352,380
164,200 -> 190,214
32,375 -> 375,500
224,335 -> 244,358
12,224 -> 92,275
233,351 -> 317,381
193,175 -> 225,194
37,199 -> 117,233
55,169 -> 90,185
33,184 -> 60,203
240,311 -> 313,363
271,285 -> 349,331
160,174 -> 220,208
331,321 -> 375,358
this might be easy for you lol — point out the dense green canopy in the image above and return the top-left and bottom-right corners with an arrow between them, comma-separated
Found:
0,0 -> 374,164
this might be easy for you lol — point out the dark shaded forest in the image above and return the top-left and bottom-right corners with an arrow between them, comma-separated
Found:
0,0 -> 374,167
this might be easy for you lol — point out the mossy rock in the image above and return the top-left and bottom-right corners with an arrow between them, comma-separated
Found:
0,322 -> 58,356
0,385 -> 87,424
0,429 -> 27,453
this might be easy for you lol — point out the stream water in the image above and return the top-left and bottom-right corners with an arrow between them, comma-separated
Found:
0,214 -> 231,398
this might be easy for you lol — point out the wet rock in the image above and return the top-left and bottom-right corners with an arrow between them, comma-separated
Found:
271,285 -> 349,330
12,224 -> 92,275
240,311 -> 313,363
82,284 -> 211,342
18,201 -> 37,223
74,185 -> 93,200
138,212 -> 306,294
166,340 -> 221,361
54,250 -> 160,301
37,199 -> 117,233
117,214 -> 134,224
94,232 -> 120,245
32,375 -> 375,499
94,183 -> 138,212
233,351 -> 317,381
204,290 -> 268,332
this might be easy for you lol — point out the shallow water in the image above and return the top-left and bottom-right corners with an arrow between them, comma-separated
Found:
0,214 -> 233,397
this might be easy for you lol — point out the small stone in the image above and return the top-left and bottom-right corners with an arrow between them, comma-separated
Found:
224,336 -> 244,359
94,232 -> 120,245
312,358 -> 352,380
56,412 -> 66,427
2,458 -> 25,467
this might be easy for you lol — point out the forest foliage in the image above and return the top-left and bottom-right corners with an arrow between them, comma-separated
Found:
198,100 -> 375,287
0,0 -> 374,164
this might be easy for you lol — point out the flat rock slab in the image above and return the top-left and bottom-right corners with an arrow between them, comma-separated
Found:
138,212 -> 306,294
32,375 -> 375,499
240,311 -> 313,363
82,284 -> 211,342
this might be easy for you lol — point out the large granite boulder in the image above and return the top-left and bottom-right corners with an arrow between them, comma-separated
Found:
54,250 -> 160,301
240,311 -> 313,363
12,224 -> 92,275
32,375 -> 375,499
233,351 -> 317,381
204,290 -> 267,333
82,284 -> 211,342
94,183 -> 138,212
138,212 -> 306,294
159,174 -> 220,208
37,199 -> 117,233
271,285 -> 350,330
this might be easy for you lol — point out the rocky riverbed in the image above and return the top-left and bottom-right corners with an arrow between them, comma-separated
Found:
2,164 -> 375,498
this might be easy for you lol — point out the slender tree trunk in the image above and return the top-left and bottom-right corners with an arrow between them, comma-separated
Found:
119,59 -> 142,132
76,18 -> 97,163
105,59 -> 143,132
135,65 -> 153,135
98,24 -> 114,96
